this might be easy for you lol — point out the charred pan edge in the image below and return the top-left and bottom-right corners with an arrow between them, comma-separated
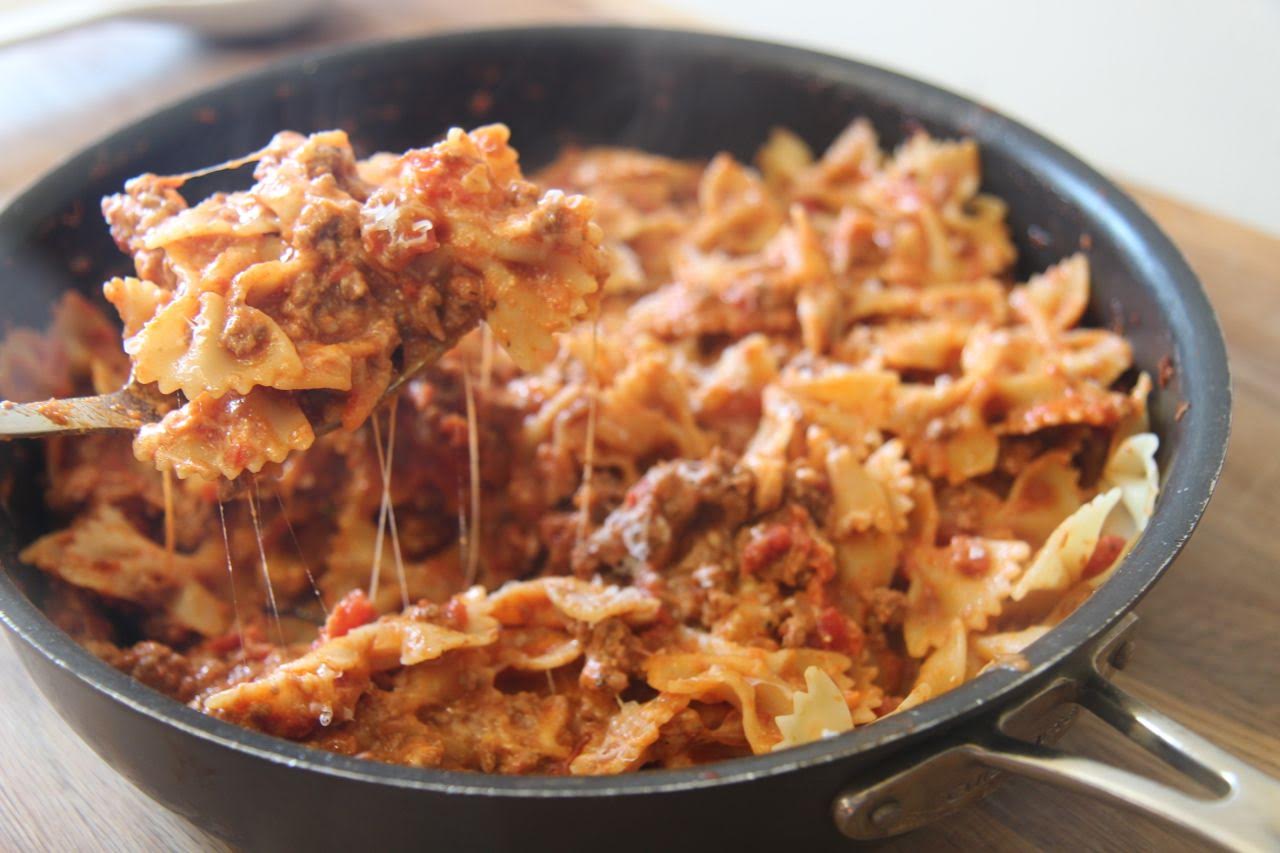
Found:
0,26 -> 1231,799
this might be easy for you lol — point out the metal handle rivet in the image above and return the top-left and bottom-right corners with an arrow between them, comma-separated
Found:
1110,640 -> 1135,670
870,800 -> 901,827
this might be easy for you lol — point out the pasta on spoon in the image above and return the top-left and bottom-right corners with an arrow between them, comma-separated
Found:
102,124 -> 604,480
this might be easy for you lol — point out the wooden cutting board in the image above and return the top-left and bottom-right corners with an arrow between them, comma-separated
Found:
0,1 -> 1276,849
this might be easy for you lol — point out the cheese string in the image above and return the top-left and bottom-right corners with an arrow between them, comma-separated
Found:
216,498 -> 245,664
577,318 -> 600,545
463,370 -> 482,587
273,489 -> 328,617
161,469 -> 175,572
369,399 -> 408,609
247,477 -> 284,647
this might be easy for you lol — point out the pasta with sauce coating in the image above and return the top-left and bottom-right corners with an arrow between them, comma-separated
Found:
3,118 -> 1160,773
104,125 -> 605,480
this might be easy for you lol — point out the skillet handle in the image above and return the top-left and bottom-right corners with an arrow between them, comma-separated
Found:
832,615 -> 1280,851
965,674 -> 1280,851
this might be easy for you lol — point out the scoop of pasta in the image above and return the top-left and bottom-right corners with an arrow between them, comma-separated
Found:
102,125 -> 606,480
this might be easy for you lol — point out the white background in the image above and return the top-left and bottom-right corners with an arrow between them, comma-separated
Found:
667,0 -> 1280,235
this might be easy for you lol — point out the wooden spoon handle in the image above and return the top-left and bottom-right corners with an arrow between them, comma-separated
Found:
0,390 -> 155,438
0,333 -> 459,440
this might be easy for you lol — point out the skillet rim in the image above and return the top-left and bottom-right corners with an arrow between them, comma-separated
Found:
0,24 -> 1232,798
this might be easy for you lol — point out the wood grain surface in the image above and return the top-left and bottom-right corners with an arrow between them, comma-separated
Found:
0,2 -> 1276,850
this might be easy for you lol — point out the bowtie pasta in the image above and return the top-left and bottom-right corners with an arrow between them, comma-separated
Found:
3,119 -> 1159,774
103,125 -> 604,480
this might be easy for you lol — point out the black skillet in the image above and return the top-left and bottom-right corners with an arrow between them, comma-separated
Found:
0,26 -> 1274,852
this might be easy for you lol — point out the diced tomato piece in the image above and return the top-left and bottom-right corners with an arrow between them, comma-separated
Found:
740,524 -> 793,575
817,606 -> 865,657
207,630 -> 244,655
951,537 -> 992,578
1082,534 -> 1127,579
322,589 -> 377,640
444,596 -> 469,629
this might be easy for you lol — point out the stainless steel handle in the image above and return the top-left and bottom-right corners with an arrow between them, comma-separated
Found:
973,673 -> 1280,851
833,615 -> 1280,851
